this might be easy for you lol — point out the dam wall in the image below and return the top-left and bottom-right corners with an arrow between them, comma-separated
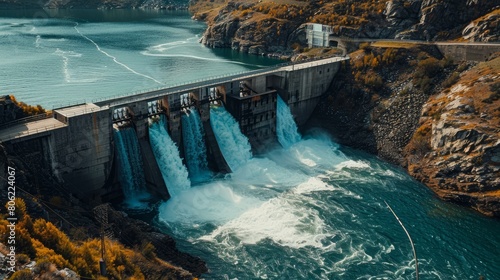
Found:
0,57 -> 347,199
436,43 -> 500,62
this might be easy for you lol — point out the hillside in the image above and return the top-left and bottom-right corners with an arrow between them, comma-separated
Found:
310,44 -> 500,216
190,0 -> 500,55
189,0 -> 500,216
406,55 -> 500,216
0,143 -> 207,279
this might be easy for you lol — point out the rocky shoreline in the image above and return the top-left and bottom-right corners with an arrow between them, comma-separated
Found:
310,46 -> 500,217
189,0 -> 500,217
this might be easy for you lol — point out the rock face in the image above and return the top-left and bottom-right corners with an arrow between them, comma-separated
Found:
311,46 -> 440,165
462,10 -> 500,42
406,62 -> 500,216
311,46 -> 500,217
390,0 -> 499,41
198,2 -> 299,55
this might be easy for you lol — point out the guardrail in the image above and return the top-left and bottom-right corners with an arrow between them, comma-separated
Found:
51,99 -> 88,110
0,112 -> 54,131
92,56 -> 349,108
0,123 -> 65,143
0,55 -> 349,139
331,35 -> 500,46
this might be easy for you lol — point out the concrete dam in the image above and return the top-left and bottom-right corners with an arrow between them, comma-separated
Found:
0,57 -> 348,200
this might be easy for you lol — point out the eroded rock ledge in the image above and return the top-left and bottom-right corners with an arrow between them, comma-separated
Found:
406,64 -> 500,216
191,0 -> 499,57
311,46 -> 500,217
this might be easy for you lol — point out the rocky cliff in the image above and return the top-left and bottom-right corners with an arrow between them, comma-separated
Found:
310,45 -> 500,216
386,0 -> 500,40
462,9 -> 500,42
190,0 -> 499,56
405,56 -> 500,216
192,0 -> 312,55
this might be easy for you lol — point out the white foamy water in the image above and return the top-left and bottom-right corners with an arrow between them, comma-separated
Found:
276,95 -> 301,148
156,126 -> 500,280
159,182 -> 262,224
200,193 -> 332,249
210,106 -> 252,172
149,116 -> 191,197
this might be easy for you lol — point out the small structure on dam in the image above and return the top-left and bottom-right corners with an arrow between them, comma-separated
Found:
0,56 -> 348,201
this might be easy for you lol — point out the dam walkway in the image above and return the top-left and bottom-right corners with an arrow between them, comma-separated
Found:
0,56 -> 348,143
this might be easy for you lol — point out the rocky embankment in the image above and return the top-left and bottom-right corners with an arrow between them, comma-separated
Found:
191,0 -> 309,56
385,0 -> 499,41
190,0 -> 499,56
406,57 -> 500,216
0,0 -> 188,10
311,46 -> 500,216
462,9 -> 500,42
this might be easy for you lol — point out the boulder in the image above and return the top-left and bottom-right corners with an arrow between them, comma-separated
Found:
462,11 -> 500,42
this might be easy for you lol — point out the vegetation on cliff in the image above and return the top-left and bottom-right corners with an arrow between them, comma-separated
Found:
190,0 -> 499,55
405,54 -> 500,216
1,198 -> 197,279
312,43 -> 500,216
0,142 -> 206,279
8,95 -> 46,117
0,95 -> 48,126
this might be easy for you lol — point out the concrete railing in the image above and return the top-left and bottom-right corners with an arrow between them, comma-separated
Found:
93,56 -> 349,108
0,55 -> 349,143
0,123 -> 65,142
57,106 -> 105,118
0,111 -> 54,130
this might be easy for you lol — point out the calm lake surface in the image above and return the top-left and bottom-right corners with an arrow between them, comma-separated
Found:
0,9 -> 279,108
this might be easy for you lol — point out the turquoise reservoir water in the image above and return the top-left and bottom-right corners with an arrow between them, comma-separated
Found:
0,9 -> 279,108
157,130 -> 500,279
